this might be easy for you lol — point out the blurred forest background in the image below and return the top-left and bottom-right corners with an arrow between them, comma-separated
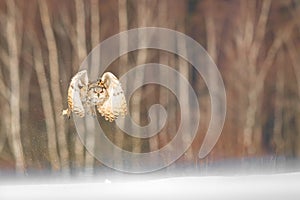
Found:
0,0 -> 300,176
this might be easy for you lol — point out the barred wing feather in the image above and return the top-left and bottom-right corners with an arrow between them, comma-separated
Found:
97,72 -> 127,122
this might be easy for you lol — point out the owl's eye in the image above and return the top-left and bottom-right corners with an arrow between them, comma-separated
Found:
92,87 -> 102,93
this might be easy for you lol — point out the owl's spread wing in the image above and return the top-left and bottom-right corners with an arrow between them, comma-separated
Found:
97,72 -> 127,122
66,70 -> 88,117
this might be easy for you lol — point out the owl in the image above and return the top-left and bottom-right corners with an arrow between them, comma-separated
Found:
62,70 -> 127,122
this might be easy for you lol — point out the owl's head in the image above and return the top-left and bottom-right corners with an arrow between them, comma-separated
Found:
87,81 -> 108,104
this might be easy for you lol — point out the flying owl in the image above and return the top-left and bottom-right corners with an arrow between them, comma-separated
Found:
62,70 -> 127,122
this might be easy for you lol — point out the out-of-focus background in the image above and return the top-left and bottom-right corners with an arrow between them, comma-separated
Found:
0,0 -> 300,177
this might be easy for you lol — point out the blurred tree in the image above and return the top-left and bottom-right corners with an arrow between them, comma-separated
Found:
6,0 -> 25,174
39,0 -> 70,171
0,0 -> 299,174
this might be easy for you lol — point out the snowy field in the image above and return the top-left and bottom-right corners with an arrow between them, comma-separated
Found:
0,172 -> 299,200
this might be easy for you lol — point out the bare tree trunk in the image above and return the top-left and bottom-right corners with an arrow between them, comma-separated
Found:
222,2 -> 248,154
203,0 -> 218,161
38,0 -> 69,171
177,24 -> 194,162
0,14 -> 9,156
83,0 -> 101,173
223,0 -> 296,156
114,0 -> 128,169
0,69 -> 9,155
74,0 -> 88,170
155,0 -> 169,157
75,0 -> 88,62
30,33 -> 60,170
20,60 -> 34,167
244,22 -> 294,152
91,0 -> 100,49
0,102 -> 9,154
131,1 -> 149,154
242,0 -> 271,154
286,38 -> 300,157
0,44 -> 9,68
58,8 -> 79,76
204,0 -> 217,62
158,53 -> 170,149
286,39 -> 300,111
6,0 -> 25,174
0,71 -> 10,102
272,54 -> 284,154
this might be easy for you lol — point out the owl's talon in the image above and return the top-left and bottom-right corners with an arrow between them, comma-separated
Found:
62,109 -> 71,119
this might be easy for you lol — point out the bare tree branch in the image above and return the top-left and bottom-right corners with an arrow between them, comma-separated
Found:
243,20 -> 295,154
249,0 -> 271,64
243,1 -> 255,51
258,22 -> 294,85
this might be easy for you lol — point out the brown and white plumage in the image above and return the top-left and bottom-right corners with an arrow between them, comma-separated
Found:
97,72 -> 127,122
62,70 -> 88,118
62,70 -> 127,122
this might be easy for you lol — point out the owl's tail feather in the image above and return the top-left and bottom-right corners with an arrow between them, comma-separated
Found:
62,108 -> 71,119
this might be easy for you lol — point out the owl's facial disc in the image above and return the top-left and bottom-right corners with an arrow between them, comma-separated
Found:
86,83 -> 106,104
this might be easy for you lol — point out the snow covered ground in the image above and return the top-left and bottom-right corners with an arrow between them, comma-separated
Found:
0,172 -> 299,200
